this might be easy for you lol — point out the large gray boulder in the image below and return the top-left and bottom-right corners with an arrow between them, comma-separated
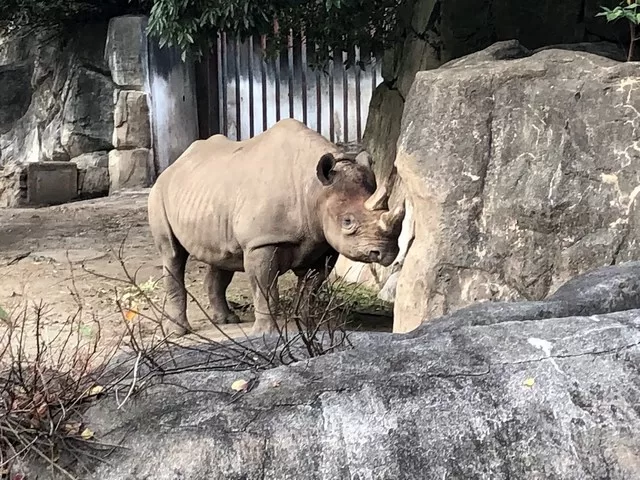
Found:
394,43 -> 640,333
21,263 -> 640,479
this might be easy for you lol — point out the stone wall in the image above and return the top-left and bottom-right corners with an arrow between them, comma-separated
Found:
0,15 -> 199,207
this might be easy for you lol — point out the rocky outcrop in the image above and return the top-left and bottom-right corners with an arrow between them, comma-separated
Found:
394,42 -> 640,332
362,0 -> 628,201
20,263 -> 640,479
60,68 -> 115,158
0,16 -> 161,204
338,0 -> 628,300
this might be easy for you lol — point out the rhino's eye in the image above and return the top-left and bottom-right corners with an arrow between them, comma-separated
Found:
341,215 -> 357,233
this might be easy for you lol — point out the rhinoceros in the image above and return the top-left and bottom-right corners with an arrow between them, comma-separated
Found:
147,118 -> 405,335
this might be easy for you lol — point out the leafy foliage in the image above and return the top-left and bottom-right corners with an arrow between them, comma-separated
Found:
0,0 -> 402,68
597,0 -> 640,60
146,0 -> 403,67
597,0 -> 640,24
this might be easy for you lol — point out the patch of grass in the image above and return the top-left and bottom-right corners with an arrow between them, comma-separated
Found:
330,282 -> 392,315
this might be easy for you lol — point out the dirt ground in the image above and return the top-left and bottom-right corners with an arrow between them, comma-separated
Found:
0,189 -> 391,354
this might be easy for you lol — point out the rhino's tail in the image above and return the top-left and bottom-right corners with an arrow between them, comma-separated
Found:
148,185 -> 186,261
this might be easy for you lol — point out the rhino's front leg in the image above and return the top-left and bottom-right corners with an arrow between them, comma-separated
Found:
244,247 -> 281,335
204,265 -> 241,324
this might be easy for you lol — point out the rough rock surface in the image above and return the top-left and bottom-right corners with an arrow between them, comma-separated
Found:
72,151 -> 110,197
0,161 -> 26,207
394,43 -> 640,333
105,15 -> 148,88
363,0 -> 627,178
113,90 -> 151,149
23,263 -> 640,479
0,25 -> 114,167
61,68 -> 115,158
108,148 -> 151,191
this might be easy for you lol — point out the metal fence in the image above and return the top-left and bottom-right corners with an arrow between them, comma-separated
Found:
197,31 -> 382,144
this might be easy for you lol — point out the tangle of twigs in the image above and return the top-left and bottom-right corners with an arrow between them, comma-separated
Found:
1,235 -> 361,478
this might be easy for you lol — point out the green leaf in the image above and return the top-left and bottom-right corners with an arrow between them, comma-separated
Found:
0,305 -> 8,321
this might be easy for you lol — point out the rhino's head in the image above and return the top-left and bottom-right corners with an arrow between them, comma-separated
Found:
315,151 -> 405,267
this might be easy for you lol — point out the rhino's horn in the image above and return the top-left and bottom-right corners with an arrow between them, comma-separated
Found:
379,202 -> 406,233
364,183 -> 389,211
365,167 -> 397,211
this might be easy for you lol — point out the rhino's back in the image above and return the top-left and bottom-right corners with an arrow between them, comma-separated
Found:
153,119 -> 337,267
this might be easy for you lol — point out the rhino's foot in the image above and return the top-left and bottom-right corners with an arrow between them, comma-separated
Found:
164,320 -> 192,337
250,320 -> 279,337
210,312 -> 241,325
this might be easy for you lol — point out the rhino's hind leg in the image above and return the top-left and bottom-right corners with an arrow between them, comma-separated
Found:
161,246 -> 192,337
244,247 -> 281,335
204,266 -> 241,324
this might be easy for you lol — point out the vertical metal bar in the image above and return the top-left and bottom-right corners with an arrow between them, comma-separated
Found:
315,44 -> 322,134
287,30 -> 294,118
210,34 -> 220,136
215,33 -> 225,133
342,51 -> 349,144
371,52 -> 377,93
300,30 -> 308,126
274,19 -> 281,122
234,36 -> 242,140
248,36 -> 255,138
194,51 -> 208,138
355,46 -> 362,143
221,32 -> 228,137
328,51 -> 335,143
261,35 -> 268,132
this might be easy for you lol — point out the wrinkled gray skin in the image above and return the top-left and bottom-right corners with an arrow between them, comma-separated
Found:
148,119 -> 405,335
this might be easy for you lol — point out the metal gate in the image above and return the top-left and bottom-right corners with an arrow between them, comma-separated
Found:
196,31 -> 382,145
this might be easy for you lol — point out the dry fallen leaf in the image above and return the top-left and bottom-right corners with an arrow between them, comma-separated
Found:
35,402 -> 48,418
80,428 -> 94,440
523,377 -> 535,388
124,304 -> 138,322
231,379 -> 249,392
63,422 -> 82,435
87,385 -> 104,396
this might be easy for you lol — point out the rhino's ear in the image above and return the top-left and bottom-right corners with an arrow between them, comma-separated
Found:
316,153 -> 337,186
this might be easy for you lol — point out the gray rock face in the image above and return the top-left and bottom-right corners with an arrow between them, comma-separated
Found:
360,0 -> 628,258
105,15 -> 148,88
394,43 -> 640,332
61,68 -> 115,158
24,263 -> 640,479
0,26 -> 114,168
0,62 -> 33,135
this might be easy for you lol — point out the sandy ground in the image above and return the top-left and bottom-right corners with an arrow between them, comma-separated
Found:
0,190 -> 391,356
